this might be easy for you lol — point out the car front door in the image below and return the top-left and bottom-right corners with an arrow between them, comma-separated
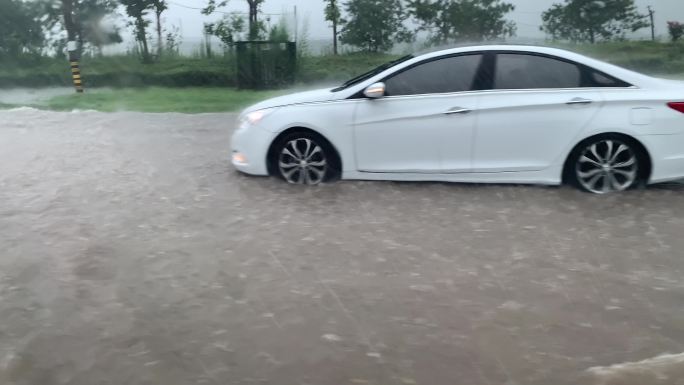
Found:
473,52 -> 605,172
353,54 -> 483,173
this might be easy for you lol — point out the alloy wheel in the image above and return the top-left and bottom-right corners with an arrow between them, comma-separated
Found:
575,139 -> 638,194
278,138 -> 328,185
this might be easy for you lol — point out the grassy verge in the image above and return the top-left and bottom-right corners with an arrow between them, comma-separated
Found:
35,87 -> 283,113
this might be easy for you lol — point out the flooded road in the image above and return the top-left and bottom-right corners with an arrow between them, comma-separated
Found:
1,108 -> 684,385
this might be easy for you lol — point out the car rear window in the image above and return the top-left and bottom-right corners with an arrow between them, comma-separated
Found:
494,53 -> 582,89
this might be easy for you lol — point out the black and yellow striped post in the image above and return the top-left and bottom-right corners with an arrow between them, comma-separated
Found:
70,60 -> 84,93
67,41 -> 84,93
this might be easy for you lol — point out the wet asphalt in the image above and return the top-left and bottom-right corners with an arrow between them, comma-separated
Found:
1,108 -> 684,385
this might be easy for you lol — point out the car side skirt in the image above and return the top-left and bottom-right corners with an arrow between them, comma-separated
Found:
342,166 -> 564,186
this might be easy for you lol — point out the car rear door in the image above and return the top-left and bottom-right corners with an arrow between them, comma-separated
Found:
473,52 -> 604,173
353,54 -> 483,173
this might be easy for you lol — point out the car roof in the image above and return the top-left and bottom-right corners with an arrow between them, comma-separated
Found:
417,44 -> 579,56
403,44 -> 656,89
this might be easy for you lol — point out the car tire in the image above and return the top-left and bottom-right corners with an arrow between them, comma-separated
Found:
567,135 -> 647,194
272,131 -> 339,185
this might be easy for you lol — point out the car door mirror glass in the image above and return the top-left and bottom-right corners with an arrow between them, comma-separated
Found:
364,82 -> 386,99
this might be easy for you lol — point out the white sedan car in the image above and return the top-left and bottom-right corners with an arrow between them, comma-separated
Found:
231,45 -> 684,194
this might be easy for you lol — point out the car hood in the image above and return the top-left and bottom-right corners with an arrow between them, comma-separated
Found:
245,88 -> 342,112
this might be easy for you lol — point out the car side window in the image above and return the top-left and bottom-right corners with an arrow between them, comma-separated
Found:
494,53 -> 582,90
384,54 -> 483,96
587,69 -> 631,87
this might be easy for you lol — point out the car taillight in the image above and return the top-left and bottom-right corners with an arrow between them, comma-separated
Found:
668,102 -> 684,114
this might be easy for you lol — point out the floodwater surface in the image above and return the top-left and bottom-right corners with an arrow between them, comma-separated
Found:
1,109 -> 684,385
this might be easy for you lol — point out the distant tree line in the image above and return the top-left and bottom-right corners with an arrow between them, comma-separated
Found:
0,0 -> 676,62
204,0 -> 670,53
329,0 -> 655,52
317,0 -> 519,53
541,0 -> 649,43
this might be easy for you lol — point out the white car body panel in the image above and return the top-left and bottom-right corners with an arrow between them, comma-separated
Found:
354,92 -> 478,173
247,88 -> 338,112
232,45 -> 684,186
473,88 -> 604,172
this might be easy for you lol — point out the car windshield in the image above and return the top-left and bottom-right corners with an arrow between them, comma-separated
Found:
332,55 -> 414,92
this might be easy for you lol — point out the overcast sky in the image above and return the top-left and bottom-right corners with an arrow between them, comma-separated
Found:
156,0 -> 683,41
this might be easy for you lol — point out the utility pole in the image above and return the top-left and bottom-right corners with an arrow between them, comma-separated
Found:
648,6 -> 655,41
61,0 -> 84,93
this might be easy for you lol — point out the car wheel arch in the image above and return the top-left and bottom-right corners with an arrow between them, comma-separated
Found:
266,127 -> 343,177
561,132 -> 652,185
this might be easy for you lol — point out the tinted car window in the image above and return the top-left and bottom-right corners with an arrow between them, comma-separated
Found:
385,54 -> 482,96
588,69 -> 631,87
495,54 -> 581,89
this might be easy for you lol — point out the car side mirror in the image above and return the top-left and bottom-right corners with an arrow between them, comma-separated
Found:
364,82 -> 386,99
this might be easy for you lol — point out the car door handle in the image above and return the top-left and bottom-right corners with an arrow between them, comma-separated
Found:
444,107 -> 472,115
566,97 -> 593,105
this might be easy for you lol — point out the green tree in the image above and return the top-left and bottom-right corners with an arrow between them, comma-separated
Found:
204,14 -> 246,47
324,0 -> 342,54
268,16 -> 290,43
165,24 -> 182,55
340,0 -> 413,52
120,0 -> 154,62
407,0 -> 516,45
152,0 -> 168,56
0,0 -> 45,57
542,0 -> 649,43
78,0 -> 122,55
668,21 -> 684,42
45,0 -> 121,56
204,0 -> 266,40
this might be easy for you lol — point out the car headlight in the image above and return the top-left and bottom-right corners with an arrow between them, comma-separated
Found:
239,108 -> 277,129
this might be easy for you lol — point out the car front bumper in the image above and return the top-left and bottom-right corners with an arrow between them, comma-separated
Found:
230,122 -> 274,176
